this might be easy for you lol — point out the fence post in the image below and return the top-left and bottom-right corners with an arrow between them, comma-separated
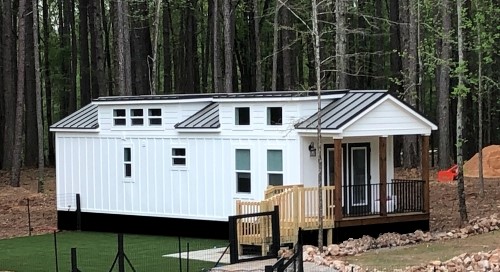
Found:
71,248 -> 78,272
76,194 -> 81,231
228,215 -> 238,264
186,242 -> 190,272
118,233 -> 125,272
264,265 -> 273,272
27,198 -> 32,236
297,228 -> 304,272
178,236 -> 183,272
271,205 -> 280,258
54,231 -> 59,272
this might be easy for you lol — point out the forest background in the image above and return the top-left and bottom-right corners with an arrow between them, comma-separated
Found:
0,0 -> 499,193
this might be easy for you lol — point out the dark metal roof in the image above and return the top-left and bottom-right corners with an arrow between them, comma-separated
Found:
50,103 -> 99,130
175,102 -> 220,129
295,91 -> 387,130
93,90 -> 348,102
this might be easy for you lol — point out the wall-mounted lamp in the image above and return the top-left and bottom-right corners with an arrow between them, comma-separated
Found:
308,142 -> 317,157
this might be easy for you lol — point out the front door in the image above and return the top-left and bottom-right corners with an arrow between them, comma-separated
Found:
325,143 -> 371,216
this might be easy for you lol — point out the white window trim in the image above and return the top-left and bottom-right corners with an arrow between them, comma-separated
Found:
234,146 -> 252,194
111,107 -> 164,130
123,144 -> 134,183
267,149 -> 284,186
266,107 -> 283,126
171,146 -> 188,169
234,106 -> 251,127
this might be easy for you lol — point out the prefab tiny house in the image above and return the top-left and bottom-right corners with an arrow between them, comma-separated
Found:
50,90 -> 437,241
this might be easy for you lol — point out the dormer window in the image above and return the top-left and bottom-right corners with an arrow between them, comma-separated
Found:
267,107 -> 282,125
148,108 -> 162,125
113,109 -> 126,126
130,109 -> 144,125
235,107 -> 250,125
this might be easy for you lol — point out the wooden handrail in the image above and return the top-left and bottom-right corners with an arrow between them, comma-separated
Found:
264,184 -> 304,199
236,185 -> 336,246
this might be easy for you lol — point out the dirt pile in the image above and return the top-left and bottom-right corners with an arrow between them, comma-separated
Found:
464,145 -> 500,178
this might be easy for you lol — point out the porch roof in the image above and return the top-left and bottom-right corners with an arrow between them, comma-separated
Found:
294,90 -> 438,135
50,103 -> 99,131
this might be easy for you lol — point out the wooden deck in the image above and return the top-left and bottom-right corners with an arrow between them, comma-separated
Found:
235,184 -> 428,254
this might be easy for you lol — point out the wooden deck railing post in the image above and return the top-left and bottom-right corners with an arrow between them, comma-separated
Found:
379,137 -> 387,216
422,135 -> 430,213
293,186 -> 299,231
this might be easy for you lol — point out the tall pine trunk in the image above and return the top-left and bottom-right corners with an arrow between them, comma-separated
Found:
150,0 -> 162,94
163,0 -> 172,94
111,0 -> 132,95
69,0 -> 77,113
79,0 -> 91,106
335,0 -> 348,89
32,0 -> 45,192
456,0 -> 468,224
2,0 -> 17,170
11,0 -> 27,187
42,0 -> 54,165
223,0 -> 234,93
254,0 -> 262,91
89,0 -> 106,97
0,1 -> 3,169
213,0 -> 223,92
129,0 -> 152,95
438,0 -> 452,170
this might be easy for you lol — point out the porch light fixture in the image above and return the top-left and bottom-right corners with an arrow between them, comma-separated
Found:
308,142 -> 317,157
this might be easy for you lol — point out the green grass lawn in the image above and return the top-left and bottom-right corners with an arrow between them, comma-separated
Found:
0,231 -> 228,272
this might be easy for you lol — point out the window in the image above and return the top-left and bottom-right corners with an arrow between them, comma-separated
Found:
124,147 -> 132,178
267,107 -> 282,125
148,108 -> 162,125
235,107 -> 250,125
130,109 -> 144,126
267,150 -> 283,186
113,109 -> 126,126
235,149 -> 251,193
172,148 -> 186,166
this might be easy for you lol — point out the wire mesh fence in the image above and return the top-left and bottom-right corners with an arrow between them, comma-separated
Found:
0,230 -> 230,272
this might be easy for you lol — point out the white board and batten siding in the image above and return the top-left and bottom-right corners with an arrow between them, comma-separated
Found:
55,99 -> 315,222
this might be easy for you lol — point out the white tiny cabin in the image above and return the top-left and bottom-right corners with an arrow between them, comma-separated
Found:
50,90 -> 437,224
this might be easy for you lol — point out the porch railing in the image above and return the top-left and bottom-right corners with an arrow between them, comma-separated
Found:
342,179 -> 424,217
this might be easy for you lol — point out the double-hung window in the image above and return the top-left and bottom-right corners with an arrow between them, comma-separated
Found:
148,108 -> 162,125
267,150 -> 283,186
172,148 -> 186,166
235,149 -> 251,193
124,147 -> 132,178
130,109 -> 144,126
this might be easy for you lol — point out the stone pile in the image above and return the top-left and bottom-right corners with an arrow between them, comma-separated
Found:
403,249 -> 500,272
278,213 -> 500,270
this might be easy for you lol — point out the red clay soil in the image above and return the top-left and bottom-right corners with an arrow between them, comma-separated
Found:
0,167 -> 499,239
464,145 -> 500,178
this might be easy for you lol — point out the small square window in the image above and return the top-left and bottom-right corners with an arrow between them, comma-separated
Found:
172,148 -> 186,166
131,109 -> 144,126
235,107 -> 250,125
267,107 -> 282,125
113,109 -> 126,126
148,108 -> 162,126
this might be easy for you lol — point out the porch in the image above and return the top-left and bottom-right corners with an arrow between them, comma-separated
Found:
234,136 -> 431,252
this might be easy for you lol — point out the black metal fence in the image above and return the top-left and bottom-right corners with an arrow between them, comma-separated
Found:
342,179 -> 424,217
264,228 -> 304,272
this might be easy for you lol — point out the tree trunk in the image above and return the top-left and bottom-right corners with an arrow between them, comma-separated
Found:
213,0 -> 223,92
182,0 -> 199,93
335,0 -> 348,89
32,0 -> 44,192
271,0 -> 283,91
11,0 -> 27,187
388,0 -> 402,94
79,0 -> 91,106
24,0 -> 38,167
111,0 -> 132,95
69,0 -> 77,113
129,0 -> 152,95
311,0 -> 323,252
223,0 -> 234,93
163,0 -> 172,94
437,0 -> 452,170
2,0 -> 17,170
42,0 -> 54,165
456,0 -> 468,225
202,0 -> 212,93
400,0 -> 419,168
282,6 -> 291,90
101,0 -> 112,95
89,0 -> 106,98
0,0 -> 3,169
254,0 -> 262,91
149,0 -> 162,94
